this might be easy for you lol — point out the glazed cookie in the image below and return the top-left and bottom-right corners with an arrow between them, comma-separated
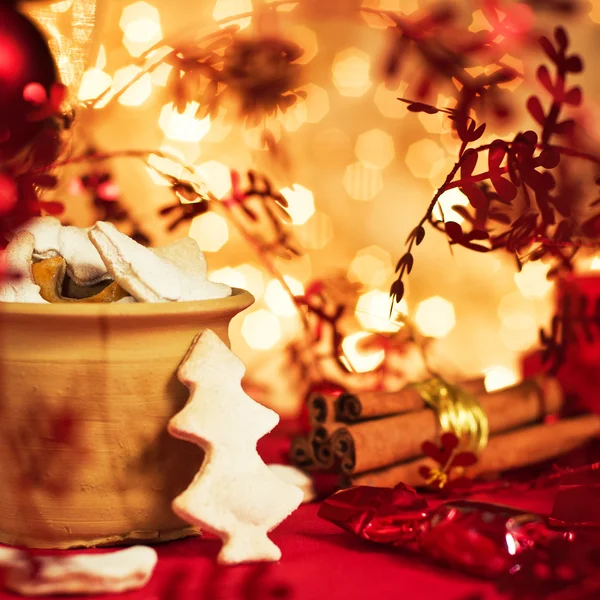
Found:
0,231 -> 47,303
168,330 -> 303,564
13,217 -> 110,286
0,546 -> 157,596
89,221 -> 231,302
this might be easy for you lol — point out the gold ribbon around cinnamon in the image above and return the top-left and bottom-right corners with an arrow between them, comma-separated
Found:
409,377 -> 489,455
32,256 -> 130,303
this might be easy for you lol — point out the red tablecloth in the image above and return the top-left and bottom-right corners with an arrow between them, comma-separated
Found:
0,424 -> 568,600
0,490 -> 560,600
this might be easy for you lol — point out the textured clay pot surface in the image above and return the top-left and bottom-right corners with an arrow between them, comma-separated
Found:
0,289 -> 254,549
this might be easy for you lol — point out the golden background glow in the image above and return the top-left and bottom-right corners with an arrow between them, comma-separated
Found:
28,0 -> 600,415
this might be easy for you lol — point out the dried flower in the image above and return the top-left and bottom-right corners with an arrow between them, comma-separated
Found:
163,28 -> 305,130
420,432 -> 478,493
222,36 -> 305,125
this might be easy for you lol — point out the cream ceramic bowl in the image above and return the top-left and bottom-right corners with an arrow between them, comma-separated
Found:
0,288 -> 253,549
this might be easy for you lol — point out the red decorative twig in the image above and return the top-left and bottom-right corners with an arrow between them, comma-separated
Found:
391,26 -> 600,316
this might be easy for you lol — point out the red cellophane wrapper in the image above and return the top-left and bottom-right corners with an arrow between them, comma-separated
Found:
550,466 -> 600,528
317,483 -> 428,548
420,501 -> 547,578
318,483 -> 600,592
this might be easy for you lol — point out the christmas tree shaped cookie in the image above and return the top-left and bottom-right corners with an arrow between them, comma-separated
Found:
168,330 -> 303,564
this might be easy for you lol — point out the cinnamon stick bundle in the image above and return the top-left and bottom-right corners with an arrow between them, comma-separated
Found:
348,414 -> 600,488
290,436 -> 316,470
334,377 -> 487,423
290,424 -> 339,471
334,387 -> 423,422
309,424 -> 338,470
307,393 -> 337,425
333,377 -> 563,475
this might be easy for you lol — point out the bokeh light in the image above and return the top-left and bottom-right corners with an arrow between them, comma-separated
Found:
209,266 -> 247,289
78,45 -> 111,102
414,296 -> 456,338
418,104 -> 451,135
348,245 -> 392,287
151,63 -> 173,86
484,365 -> 519,392
196,161 -> 232,199
294,211 -> 334,250
332,48 -> 371,97
188,213 -> 229,252
95,44 -> 107,71
160,139 -> 200,164
279,100 -> 308,132
497,292 -> 537,331
203,108 -> 233,143
241,309 -> 281,349
341,332 -> 385,373
343,162 -> 383,201
514,261 -> 553,298
210,264 -> 265,298
374,82 -> 408,119
49,0 -> 74,11
364,0 -> 419,11
499,324 -> 538,352
354,129 -> 395,169
264,277 -> 304,317
432,188 -> 470,223
280,184 -> 316,225
243,122 -> 281,149
497,55 -> 524,91
469,9 -> 489,32
120,2 -> 162,57
303,84 -> 330,123
159,102 -> 211,142
355,289 -> 408,333
280,84 -> 330,131
430,156 -> 457,184
78,68 -> 112,102
235,264 -> 265,299
274,254 -> 313,285
113,65 -> 152,106
213,0 -> 252,28
290,25 -> 318,64
406,139 -> 446,179
312,128 -> 352,164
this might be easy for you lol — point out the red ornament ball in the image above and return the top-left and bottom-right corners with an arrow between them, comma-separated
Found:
0,4 -> 58,160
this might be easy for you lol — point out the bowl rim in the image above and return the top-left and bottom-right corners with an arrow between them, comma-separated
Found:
0,288 -> 254,318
